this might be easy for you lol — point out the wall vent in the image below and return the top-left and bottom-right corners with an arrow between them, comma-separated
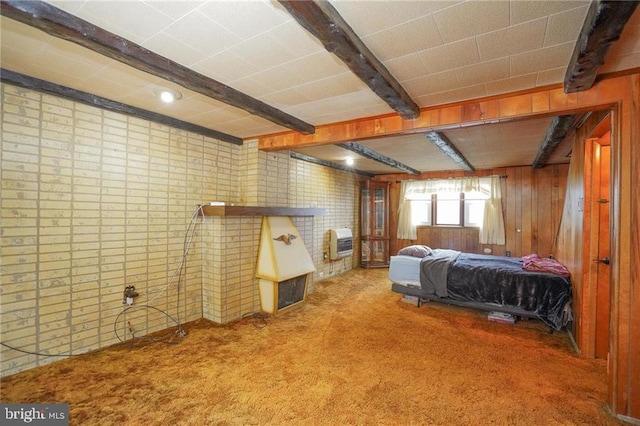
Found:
330,228 -> 353,260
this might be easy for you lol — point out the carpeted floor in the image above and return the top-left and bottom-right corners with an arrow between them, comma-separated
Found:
1,268 -> 621,425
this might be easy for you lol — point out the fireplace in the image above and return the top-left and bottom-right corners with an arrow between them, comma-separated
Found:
255,216 -> 315,314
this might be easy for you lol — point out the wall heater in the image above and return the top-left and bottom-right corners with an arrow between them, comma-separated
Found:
329,228 -> 353,260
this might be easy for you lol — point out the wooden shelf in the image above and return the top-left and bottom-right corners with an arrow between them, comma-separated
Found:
201,205 -> 326,217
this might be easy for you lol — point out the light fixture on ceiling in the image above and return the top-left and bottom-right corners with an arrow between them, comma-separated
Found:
345,157 -> 354,166
154,87 -> 183,104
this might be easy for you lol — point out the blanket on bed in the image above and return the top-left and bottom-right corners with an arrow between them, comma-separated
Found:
419,249 -> 460,297
418,251 -> 572,330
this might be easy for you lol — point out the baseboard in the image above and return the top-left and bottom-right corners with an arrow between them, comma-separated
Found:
566,327 -> 580,355
617,414 -> 640,425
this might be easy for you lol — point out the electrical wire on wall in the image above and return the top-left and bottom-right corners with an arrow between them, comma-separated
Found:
2,205 -> 206,357
115,204 -> 204,345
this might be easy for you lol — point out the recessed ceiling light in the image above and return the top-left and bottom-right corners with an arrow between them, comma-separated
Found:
345,157 -> 354,166
154,87 -> 182,103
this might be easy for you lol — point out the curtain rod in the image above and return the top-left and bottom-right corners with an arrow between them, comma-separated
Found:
395,174 -> 507,183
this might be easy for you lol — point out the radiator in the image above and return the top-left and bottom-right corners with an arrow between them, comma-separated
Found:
330,228 -> 353,260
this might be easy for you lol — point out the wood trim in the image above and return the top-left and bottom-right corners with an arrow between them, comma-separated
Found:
200,205 -> 326,217
1,69 -> 243,145
258,85 -> 618,151
278,0 -> 420,119
564,1 -> 639,93
1,0 -> 315,135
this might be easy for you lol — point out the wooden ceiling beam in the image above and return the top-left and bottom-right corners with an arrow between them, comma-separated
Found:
532,115 -> 575,168
279,0 -> 420,120
338,142 -> 420,175
424,132 -> 475,172
564,0 -> 639,93
1,0 -> 315,135
290,152 -> 374,177
1,69 -> 243,145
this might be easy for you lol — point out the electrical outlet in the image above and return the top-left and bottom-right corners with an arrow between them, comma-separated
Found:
319,272 -> 324,278
323,252 -> 328,260
506,250 -> 512,257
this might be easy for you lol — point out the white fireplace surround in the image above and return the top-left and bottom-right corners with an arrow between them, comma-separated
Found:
255,216 -> 315,314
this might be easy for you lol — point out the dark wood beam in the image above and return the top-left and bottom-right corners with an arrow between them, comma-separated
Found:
1,68 -> 243,145
338,142 -> 420,175
279,0 -> 420,120
424,132 -> 475,172
532,115 -> 575,168
1,0 -> 315,135
290,151 -> 374,177
564,0 -> 639,93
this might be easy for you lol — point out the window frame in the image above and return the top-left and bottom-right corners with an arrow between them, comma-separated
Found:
412,192 -> 484,228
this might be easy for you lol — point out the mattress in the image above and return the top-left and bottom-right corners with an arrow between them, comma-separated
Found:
388,255 -> 421,287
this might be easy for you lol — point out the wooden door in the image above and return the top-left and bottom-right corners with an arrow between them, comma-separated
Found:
591,133 -> 611,360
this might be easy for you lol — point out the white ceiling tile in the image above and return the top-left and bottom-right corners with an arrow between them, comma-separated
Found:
293,73 -> 370,101
43,0 -> 85,15
281,52 -> 349,85
404,71 -> 461,97
162,10 -> 242,57
485,73 -> 538,96
198,0 -> 291,39
228,77 -> 273,99
536,67 -> 566,86
455,57 -> 510,87
232,34 -> 299,71
191,50 -> 261,84
434,0 -> 510,43
362,14 -> 444,61
245,66 -> 305,94
477,18 -> 546,61
417,37 -> 480,74
510,42 -> 574,76
385,54 -> 430,82
267,20 -> 326,58
416,84 -> 487,107
331,1 -> 458,37
260,88 -> 314,110
144,1 -> 205,20
544,6 -> 590,47
1,16 -> 48,50
72,1 -> 175,44
510,0 -> 590,25
142,32 -> 204,68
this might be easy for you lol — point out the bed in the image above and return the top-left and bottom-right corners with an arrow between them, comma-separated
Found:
389,247 -> 572,331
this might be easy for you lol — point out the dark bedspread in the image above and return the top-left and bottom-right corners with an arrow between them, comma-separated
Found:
419,251 -> 572,330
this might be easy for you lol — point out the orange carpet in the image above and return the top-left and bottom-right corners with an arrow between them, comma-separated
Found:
1,268 -> 621,425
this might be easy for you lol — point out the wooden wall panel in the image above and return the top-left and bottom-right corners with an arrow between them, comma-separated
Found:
382,164 -> 568,258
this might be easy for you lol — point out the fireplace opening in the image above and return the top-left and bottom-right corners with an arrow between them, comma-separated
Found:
278,275 -> 307,310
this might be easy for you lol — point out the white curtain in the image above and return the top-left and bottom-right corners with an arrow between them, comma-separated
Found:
397,180 -> 415,239
396,176 -> 505,245
479,176 -> 506,245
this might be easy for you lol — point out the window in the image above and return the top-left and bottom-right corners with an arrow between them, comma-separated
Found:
412,190 -> 487,227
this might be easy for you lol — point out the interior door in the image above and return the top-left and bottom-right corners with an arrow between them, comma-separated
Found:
592,133 -> 611,360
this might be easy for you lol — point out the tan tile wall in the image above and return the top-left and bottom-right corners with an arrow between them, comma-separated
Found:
0,83 -> 360,376
0,83 -> 238,375
201,148 -> 360,323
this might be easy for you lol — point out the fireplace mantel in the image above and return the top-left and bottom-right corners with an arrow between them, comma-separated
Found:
201,205 -> 326,217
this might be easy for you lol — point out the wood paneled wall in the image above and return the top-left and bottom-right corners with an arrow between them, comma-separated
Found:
378,164 -> 569,258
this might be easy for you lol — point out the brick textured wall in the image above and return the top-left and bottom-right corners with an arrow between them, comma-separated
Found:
1,83 -> 359,376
